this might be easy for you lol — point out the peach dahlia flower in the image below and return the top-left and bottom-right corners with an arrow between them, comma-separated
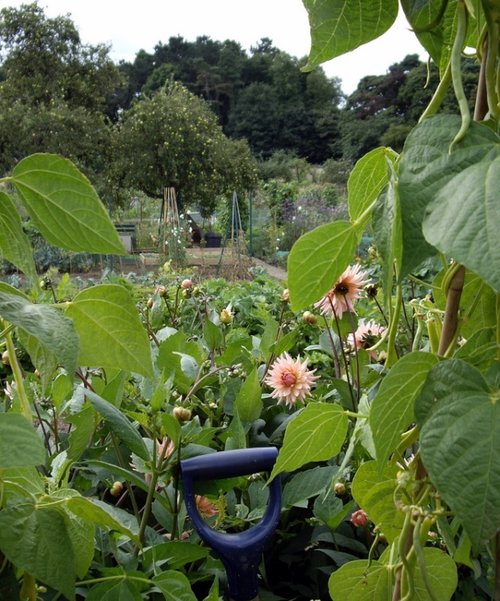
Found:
265,352 -> 318,408
314,264 -> 370,319
347,319 -> 385,357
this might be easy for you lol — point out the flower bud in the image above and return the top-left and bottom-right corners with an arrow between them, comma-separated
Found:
147,297 -> 154,310
281,288 -> 290,302
220,308 -> 233,324
181,278 -> 193,290
173,406 -> 192,421
302,311 -> 317,325
110,481 -> 124,497
1,350 -> 10,366
334,482 -> 346,496
350,509 -> 368,527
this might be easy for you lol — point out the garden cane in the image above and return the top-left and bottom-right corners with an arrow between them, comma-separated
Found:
181,448 -> 282,601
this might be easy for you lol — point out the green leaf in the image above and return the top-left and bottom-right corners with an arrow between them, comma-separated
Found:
161,413 -> 181,446
203,578 -> 221,601
0,291 -> 79,375
348,147 -> 396,223
84,389 -> 150,461
152,570 -> 197,601
398,115 -> 499,277
303,0 -> 398,70
401,0 -> 458,73
18,330 -> 59,394
0,501 -> 76,600
51,490 -> 96,579
328,559 -> 392,600
86,579 -> 143,601
372,174 -> 402,312
203,318 -> 222,350
370,352 -> 439,466
66,284 -> 153,378
11,153 -> 125,254
66,404 -> 96,462
234,368 -> 262,421
0,413 -> 46,468
269,403 -> 348,481
259,316 -> 279,361
143,541 -> 209,570
283,465 -> 337,508
288,221 -> 359,311
313,493 -> 344,529
66,496 -> 140,543
328,547 -> 457,600
423,153 -> 500,292
413,548 -> 458,601
351,461 -> 404,543
415,359 -> 500,549
0,191 -> 36,280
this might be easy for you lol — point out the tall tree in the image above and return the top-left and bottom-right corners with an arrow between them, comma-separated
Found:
0,2 -> 123,113
113,82 -> 257,217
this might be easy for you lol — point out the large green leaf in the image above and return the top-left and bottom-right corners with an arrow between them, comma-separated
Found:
269,403 -> 348,481
66,284 -> 153,378
415,359 -> 500,549
348,147 -> 396,223
401,0 -> 458,73
0,191 -> 36,280
11,154 -> 125,254
66,496 -> 140,543
398,115 -> 499,277
0,501 -> 76,600
282,465 -> 337,508
351,461 -> 404,543
423,153 -> 500,292
234,368 -> 262,421
328,547 -> 457,600
18,330 -> 59,394
372,173 -> 402,312
84,389 -> 150,461
152,570 -> 197,601
328,559 -> 392,600
0,413 -> 46,467
86,579 -> 143,601
288,221 -> 359,311
142,541 -> 209,570
370,352 -> 439,466
0,291 -> 79,375
302,0 -> 398,70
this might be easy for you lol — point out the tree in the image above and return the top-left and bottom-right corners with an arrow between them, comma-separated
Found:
113,81 -> 257,216
0,2 -> 123,113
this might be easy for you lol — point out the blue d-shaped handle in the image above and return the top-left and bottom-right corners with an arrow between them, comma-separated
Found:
181,448 -> 282,601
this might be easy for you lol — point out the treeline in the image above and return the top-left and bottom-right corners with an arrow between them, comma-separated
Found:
0,3 -> 479,213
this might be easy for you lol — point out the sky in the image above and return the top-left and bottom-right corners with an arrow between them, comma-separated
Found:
1,0 -> 427,94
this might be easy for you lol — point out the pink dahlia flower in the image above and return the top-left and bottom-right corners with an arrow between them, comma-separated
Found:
314,264 -> 370,319
347,320 -> 385,357
265,352 -> 318,408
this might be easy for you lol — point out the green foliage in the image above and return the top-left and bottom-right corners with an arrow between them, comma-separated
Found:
0,1 -> 499,599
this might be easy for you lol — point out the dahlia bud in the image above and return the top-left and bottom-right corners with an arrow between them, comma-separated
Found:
2,350 -> 10,366
173,406 -> 192,421
281,288 -> 290,302
147,297 -> 154,310
110,481 -> 124,497
181,279 -> 193,290
334,482 -> 346,496
220,307 -> 233,324
351,509 -> 368,527
302,311 -> 317,325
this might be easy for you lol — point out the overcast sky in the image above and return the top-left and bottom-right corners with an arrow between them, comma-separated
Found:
1,0 -> 427,94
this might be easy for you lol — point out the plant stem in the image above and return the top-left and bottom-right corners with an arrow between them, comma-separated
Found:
438,265 -> 465,355
3,326 -> 31,420
321,315 -> 341,378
